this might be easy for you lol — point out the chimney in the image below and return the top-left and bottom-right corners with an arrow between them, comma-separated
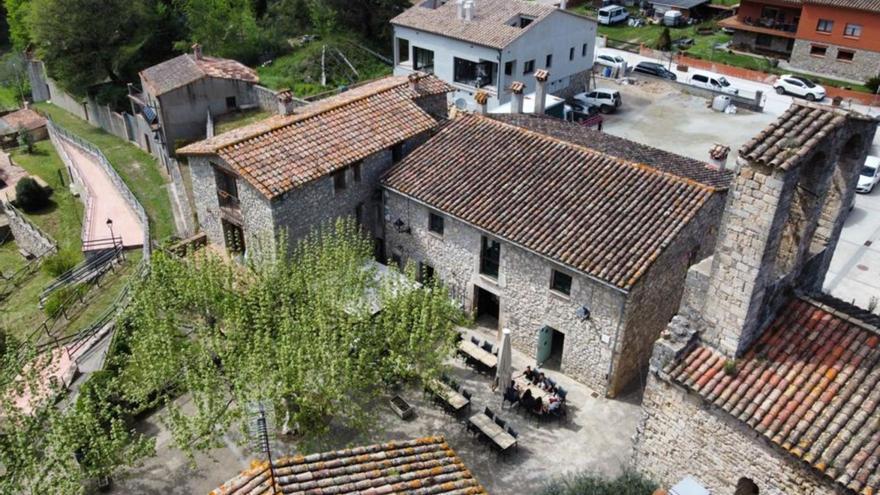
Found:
559,0 -> 567,8
408,72 -> 421,93
23,100 -> 30,110
277,89 -> 295,116
192,43 -> 203,60
464,0 -> 475,21
456,0 -> 465,19
707,143 -> 731,170
534,69 -> 549,115
474,90 -> 489,114
509,81 -> 525,114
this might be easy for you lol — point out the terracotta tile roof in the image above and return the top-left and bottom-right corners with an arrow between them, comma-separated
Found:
490,113 -> 733,189
804,0 -> 880,12
666,296 -> 880,494
739,101 -> 873,171
140,53 -> 259,96
210,436 -> 487,495
0,108 -> 46,135
392,0 -> 569,49
383,113 -> 716,290
178,74 -> 452,199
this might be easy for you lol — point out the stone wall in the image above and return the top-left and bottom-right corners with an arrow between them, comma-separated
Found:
634,374 -> 837,495
2,202 -> 57,258
383,190 -> 625,393
789,39 -> 880,83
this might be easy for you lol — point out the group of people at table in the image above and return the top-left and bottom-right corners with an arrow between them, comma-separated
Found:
503,366 -> 567,417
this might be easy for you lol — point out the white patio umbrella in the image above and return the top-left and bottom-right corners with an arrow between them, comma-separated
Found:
495,328 -> 513,394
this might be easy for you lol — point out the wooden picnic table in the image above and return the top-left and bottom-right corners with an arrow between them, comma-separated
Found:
469,413 -> 516,451
458,340 -> 498,370
430,380 -> 469,411
515,376 -> 551,402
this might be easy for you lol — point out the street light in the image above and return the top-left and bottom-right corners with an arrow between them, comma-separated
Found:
106,218 -> 123,259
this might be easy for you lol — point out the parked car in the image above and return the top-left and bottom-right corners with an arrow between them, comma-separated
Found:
564,101 -> 600,123
773,75 -> 826,101
632,61 -> 677,80
597,5 -> 628,25
573,89 -> 622,114
857,156 -> 880,194
595,51 -> 627,71
688,71 -> 739,95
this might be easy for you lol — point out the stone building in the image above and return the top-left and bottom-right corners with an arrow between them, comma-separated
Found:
634,102 -> 879,494
128,44 -> 260,159
177,74 -> 451,259
381,111 -> 732,396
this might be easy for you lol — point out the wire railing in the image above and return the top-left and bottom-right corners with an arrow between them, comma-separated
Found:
39,241 -> 123,306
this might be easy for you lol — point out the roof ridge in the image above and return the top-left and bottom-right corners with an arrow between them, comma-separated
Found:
799,293 -> 880,335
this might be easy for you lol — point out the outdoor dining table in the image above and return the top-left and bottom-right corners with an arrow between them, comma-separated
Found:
469,413 -> 516,451
515,376 -> 551,402
458,340 -> 498,370
430,380 -> 470,412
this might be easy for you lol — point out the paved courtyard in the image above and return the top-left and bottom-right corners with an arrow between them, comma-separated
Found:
109,326 -> 642,495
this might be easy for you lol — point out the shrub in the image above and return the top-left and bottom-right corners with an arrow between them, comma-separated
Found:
539,470 -> 658,495
42,249 -> 79,277
14,177 -> 50,212
655,28 -> 672,51
43,284 -> 87,318
867,76 -> 880,94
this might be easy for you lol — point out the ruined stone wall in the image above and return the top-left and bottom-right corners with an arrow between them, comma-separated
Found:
634,374 -> 837,495
789,39 -> 880,84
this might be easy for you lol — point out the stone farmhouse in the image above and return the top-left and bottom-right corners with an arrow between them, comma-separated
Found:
177,74 -> 451,259
381,110 -> 733,397
391,0 -> 597,110
634,102 -> 879,494
128,44 -> 260,161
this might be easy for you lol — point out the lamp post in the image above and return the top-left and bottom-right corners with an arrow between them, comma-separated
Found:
106,218 -> 123,260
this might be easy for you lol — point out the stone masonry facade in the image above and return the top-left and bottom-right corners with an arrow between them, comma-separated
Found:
789,38 -> 880,83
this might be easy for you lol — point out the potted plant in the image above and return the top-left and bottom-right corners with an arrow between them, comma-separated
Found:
389,395 -> 415,420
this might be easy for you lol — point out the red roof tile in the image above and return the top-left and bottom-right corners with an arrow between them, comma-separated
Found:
140,53 -> 259,96
667,296 -> 880,494
382,113 -> 717,290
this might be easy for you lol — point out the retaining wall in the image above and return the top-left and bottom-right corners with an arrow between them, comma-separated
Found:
2,201 -> 57,258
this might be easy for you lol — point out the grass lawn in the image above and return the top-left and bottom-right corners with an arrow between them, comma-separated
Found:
62,250 -> 141,337
258,35 -> 392,97
32,102 -> 176,240
214,109 -> 272,135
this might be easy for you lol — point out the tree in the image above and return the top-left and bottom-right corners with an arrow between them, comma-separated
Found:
0,52 -> 31,108
15,176 -> 49,211
324,0 -> 409,46
264,0 -> 313,39
173,0 -> 271,64
4,0 -> 31,49
113,219 -> 463,457
655,27 -> 672,51
27,0 -> 157,93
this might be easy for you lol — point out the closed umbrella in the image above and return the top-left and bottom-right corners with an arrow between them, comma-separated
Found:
495,328 -> 513,394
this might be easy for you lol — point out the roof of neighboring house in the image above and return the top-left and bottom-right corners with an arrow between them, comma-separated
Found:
391,0 -> 587,49
651,0 -> 710,8
0,108 -> 47,135
140,53 -> 259,97
666,296 -> 880,495
740,101 -> 874,171
383,113 -> 717,290
178,74 -> 451,199
210,436 -> 487,495
803,0 -> 880,12
490,113 -> 733,189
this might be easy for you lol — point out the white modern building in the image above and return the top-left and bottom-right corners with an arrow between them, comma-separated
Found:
391,0 -> 597,109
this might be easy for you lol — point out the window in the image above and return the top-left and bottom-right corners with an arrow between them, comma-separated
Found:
413,46 -> 435,72
844,23 -> 862,38
504,61 -> 515,76
810,44 -> 827,57
354,202 -> 364,226
545,54 -> 553,68
755,34 -> 773,47
518,15 -> 534,28
453,57 -> 497,88
523,59 -> 535,75
214,166 -> 239,209
391,252 -> 403,268
428,212 -> 444,235
392,143 -> 404,163
582,43 -> 588,57
816,19 -> 834,33
550,270 -> 572,296
225,96 -> 237,109
397,37 -> 410,64
569,47 -> 575,60
419,262 -> 436,284
333,169 -> 346,192
352,161 -> 362,182
837,49 -> 855,61
480,236 -> 501,278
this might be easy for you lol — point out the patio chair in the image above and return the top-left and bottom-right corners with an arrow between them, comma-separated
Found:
556,386 -> 567,401
484,407 -> 495,420
494,416 -> 506,429
470,336 -> 480,346
506,425 -> 518,439
466,419 -> 480,437
462,389 -> 472,401
481,341 -> 494,353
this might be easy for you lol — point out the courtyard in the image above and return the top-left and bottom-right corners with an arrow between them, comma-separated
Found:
108,326 -> 642,495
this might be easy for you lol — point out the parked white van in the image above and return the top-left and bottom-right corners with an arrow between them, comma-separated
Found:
688,72 -> 740,95
597,5 -> 628,25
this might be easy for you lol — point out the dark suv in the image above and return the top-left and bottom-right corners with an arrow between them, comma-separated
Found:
633,61 -> 677,80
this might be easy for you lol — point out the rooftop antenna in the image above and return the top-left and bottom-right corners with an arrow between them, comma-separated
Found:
248,401 -> 279,495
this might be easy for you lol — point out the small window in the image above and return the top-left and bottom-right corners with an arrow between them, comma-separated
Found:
225,96 -> 237,109
569,47 -> 575,60
354,202 -> 364,226
419,262 -> 436,284
480,236 -> 501,278
428,212 -> 444,235
397,37 -> 410,64
837,49 -> 855,61
816,19 -> 834,33
504,61 -> 515,76
392,143 -> 404,163
844,23 -> 862,38
582,43 -> 588,57
523,60 -> 535,75
545,54 -> 553,68
810,44 -> 827,57
333,169 -> 346,192
391,252 -> 403,268
550,270 -> 572,296
352,161 -> 362,182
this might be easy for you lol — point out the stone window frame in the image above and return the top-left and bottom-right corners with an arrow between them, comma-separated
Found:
479,236 -> 501,279
816,18 -> 834,34
549,268 -> 573,297
843,23 -> 862,38
428,212 -> 445,237
809,44 -> 827,58
836,48 -> 855,62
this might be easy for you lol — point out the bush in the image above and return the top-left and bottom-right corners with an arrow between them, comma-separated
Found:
14,177 -> 50,212
43,284 -> 88,318
867,76 -> 880,94
42,249 -> 79,277
539,470 -> 658,495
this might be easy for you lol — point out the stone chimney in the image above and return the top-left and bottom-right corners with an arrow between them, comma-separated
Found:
707,143 -> 731,170
192,43 -> 203,60
23,100 -> 30,110
463,0 -> 475,21
277,89 -> 295,116
509,81 -> 525,114
408,72 -> 421,93
534,69 -> 550,115
456,0 -> 465,19
474,90 -> 489,115
559,0 -> 567,8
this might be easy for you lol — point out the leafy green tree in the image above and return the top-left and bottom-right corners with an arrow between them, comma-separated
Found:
264,0 -> 312,39
174,0 -> 271,64
0,52 -> 31,107
4,0 -> 31,49
324,0 -> 409,45
114,219 -> 462,457
655,27 -> 672,51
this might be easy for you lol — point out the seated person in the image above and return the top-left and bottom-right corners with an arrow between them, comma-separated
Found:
533,372 -> 545,386
547,397 -> 562,414
533,396 -> 543,414
522,366 -> 535,381
520,389 -> 534,410
503,383 -> 519,404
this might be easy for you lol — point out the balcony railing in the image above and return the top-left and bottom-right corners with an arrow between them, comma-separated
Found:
741,15 -> 799,33
217,189 -> 240,210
